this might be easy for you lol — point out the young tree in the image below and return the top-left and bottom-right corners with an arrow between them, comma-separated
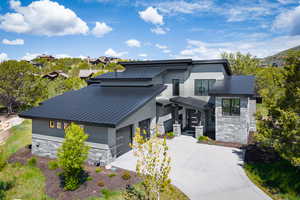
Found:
131,128 -> 171,200
256,51 -> 300,166
57,123 -> 89,190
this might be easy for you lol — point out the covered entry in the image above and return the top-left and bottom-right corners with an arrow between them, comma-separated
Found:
116,125 -> 132,157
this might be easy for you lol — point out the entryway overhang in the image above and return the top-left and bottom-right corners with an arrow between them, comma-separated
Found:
170,96 -> 209,110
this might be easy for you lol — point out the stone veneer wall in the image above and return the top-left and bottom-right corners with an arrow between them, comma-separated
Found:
249,98 -> 257,132
215,96 -> 250,144
32,134 -> 115,166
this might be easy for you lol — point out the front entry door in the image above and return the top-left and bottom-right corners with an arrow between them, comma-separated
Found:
186,109 -> 201,130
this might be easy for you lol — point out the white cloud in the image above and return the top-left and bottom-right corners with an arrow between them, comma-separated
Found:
91,22 -> 112,37
104,48 -> 127,57
125,39 -> 141,47
155,44 -> 168,49
2,38 -> 24,45
177,35 -> 300,59
163,49 -> 171,53
139,7 -> 163,25
21,53 -> 40,60
151,27 -> 168,34
55,54 -> 71,58
139,53 -> 148,57
277,0 -> 297,4
0,0 -> 89,36
155,0 -> 213,14
0,53 -> 8,62
273,5 -> 300,35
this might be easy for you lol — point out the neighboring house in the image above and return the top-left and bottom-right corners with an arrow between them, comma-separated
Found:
42,71 -> 69,80
20,59 -> 257,166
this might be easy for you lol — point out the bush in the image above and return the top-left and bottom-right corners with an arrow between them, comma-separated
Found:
57,123 -> 89,190
197,136 -> 211,142
27,157 -> 37,166
97,181 -> 105,187
87,177 -> 93,181
121,171 -> 131,180
166,132 -> 175,138
48,160 -> 59,170
95,168 -> 103,173
0,180 -> 14,200
108,173 -> 116,178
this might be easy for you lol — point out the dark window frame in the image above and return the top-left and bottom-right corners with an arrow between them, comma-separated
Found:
194,79 -> 216,96
172,79 -> 180,96
222,98 -> 240,116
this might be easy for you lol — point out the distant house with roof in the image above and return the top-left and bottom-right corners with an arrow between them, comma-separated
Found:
20,59 -> 257,166
42,71 -> 69,80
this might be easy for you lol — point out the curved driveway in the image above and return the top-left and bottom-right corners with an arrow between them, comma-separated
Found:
112,135 -> 271,200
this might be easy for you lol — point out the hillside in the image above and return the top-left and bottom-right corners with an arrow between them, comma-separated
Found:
261,45 -> 300,67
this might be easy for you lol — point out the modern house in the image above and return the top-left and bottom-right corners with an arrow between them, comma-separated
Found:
20,59 -> 257,166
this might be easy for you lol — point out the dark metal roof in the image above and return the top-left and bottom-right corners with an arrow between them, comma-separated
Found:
119,59 -> 192,66
192,59 -> 231,75
156,98 -> 172,106
20,84 -> 166,127
209,76 -> 255,96
93,67 -> 165,80
170,97 -> 208,110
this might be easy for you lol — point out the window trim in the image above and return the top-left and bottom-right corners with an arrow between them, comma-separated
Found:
222,98 -> 241,116
49,120 -> 55,128
172,79 -> 180,96
56,121 -> 62,129
194,79 -> 216,96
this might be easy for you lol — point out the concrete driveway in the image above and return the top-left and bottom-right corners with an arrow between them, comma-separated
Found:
112,135 -> 271,200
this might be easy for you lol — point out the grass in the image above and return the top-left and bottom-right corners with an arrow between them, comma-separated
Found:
244,160 -> 300,200
0,162 -> 52,200
1,119 -> 32,160
86,183 -> 189,200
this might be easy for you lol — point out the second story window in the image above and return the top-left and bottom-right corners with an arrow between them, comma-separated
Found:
194,79 -> 216,96
172,79 -> 180,96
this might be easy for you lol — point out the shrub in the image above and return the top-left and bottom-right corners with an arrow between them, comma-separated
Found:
197,136 -> 211,142
57,123 -> 89,190
97,181 -> 105,187
0,180 -> 14,200
166,132 -> 175,138
48,160 -> 59,170
87,177 -> 93,181
95,167 -> 103,173
121,171 -> 131,180
27,157 -> 37,166
108,173 -> 116,178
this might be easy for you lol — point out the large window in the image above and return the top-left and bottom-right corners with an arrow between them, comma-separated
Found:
222,98 -> 240,116
194,79 -> 216,96
172,79 -> 180,96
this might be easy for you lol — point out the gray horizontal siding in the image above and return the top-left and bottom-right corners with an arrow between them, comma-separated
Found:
32,119 -> 108,144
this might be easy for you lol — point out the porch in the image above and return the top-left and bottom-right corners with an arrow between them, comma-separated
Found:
168,97 -> 215,139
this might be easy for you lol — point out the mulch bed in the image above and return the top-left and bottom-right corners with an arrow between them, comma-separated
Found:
243,144 -> 280,164
8,147 -> 140,200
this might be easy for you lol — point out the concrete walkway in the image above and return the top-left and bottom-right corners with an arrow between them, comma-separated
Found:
112,135 -> 271,200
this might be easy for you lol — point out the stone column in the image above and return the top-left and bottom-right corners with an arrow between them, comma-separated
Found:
173,123 -> 181,137
195,125 -> 203,139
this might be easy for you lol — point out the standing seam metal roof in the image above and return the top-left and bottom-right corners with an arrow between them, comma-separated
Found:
20,84 -> 166,127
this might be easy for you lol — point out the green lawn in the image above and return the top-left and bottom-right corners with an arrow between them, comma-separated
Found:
244,161 -> 300,200
87,183 -> 189,200
1,119 -> 32,160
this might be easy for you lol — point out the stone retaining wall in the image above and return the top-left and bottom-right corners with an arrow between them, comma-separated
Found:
32,134 -> 114,166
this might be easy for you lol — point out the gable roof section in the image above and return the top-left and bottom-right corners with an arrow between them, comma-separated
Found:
20,84 -> 166,127
93,67 -> 165,81
170,97 -> 209,110
192,59 -> 231,75
209,76 -> 255,96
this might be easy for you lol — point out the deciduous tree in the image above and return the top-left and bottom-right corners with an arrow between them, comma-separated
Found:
131,128 -> 171,200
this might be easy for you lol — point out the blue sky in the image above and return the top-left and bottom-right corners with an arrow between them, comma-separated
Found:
1,0 -> 300,61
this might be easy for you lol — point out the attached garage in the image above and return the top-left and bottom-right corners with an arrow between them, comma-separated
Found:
116,125 -> 132,157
